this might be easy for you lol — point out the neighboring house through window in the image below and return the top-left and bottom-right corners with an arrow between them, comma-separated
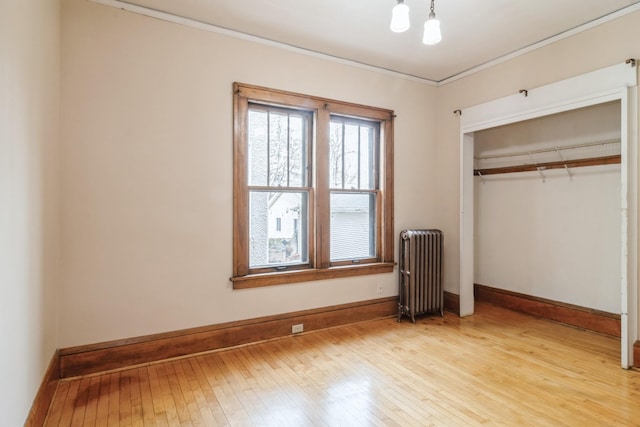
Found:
232,83 -> 394,288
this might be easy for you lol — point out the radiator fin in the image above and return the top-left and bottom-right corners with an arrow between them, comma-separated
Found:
398,229 -> 443,323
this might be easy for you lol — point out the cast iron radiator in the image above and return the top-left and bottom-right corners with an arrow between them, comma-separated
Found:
398,229 -> 443,322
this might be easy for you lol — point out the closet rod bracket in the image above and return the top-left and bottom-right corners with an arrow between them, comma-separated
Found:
528,153 -> 545,183
536,167 -> 546,183
555,147 -> 573,181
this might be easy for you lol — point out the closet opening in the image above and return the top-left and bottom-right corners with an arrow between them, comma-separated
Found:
474,101 -> 621,327
458,61 -> 637,368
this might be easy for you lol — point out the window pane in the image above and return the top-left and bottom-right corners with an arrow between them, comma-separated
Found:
248,110 -> 268,186
269,112 -> 289,187
343,124 -> 359,189
289,115 -> 305,187
329,121 -> 343,189
331,118 -> 378,190
330,192 -> 376,260
249,191 -> 308,267
249,107 -> 308,188
359,126 -> 373,190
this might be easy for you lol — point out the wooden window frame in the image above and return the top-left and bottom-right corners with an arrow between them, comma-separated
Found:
232,82 -> 394,289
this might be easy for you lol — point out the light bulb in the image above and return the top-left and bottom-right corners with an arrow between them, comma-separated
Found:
422,14 -> 441,45
390,1 -> 410,33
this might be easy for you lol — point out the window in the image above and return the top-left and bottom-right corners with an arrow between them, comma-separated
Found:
247,105 -> 311,270
329,117 -> 378,263
232,83 -> 394,288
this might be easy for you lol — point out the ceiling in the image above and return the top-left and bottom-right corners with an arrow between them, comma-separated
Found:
107,0 -> 640,83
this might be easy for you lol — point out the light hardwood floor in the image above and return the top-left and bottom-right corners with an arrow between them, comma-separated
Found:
45,302 -> 640,426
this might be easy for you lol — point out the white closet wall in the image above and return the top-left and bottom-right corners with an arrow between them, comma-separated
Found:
474,102 -> 621,313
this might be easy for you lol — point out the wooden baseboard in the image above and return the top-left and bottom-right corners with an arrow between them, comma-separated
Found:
444,291 -> 460,315
24,350 -> 60,427
59,296 -> 397,378
474,284 -> 620,337
634,341 -> 640,369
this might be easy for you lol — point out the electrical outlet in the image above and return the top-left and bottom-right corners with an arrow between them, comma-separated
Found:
292,324 -> 304,334
377,283 -> 383,294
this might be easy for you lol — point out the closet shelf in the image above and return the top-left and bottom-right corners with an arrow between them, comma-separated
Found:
474,138 -> 620,176
474,154 -> 620,176
474,139 -> 620,161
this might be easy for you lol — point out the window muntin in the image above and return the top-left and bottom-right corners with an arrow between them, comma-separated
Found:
232,82 -> 394,288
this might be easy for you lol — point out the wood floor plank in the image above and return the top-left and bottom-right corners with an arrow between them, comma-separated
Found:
94,374 -> 111,427
43,303 -> 640,426
256,340 -> 324,425
218,350 -> 271,425
106,372 -> 121,426
155,363 -> 180,426
43,379 -> 70,426
119,370 -> 133,426
188,357 -> 229,425
172,359 -> 204,425
136,367 -> 156,427
146,364 -> 170,426
56,377 -> 81,426
181,360 -> 215,426
68,376 -> 91,426
78,375 -> 101,426
201,353 -> 254,425
166,363 -> 188,417
239,343 -> 305,424
126,368 -> 143,427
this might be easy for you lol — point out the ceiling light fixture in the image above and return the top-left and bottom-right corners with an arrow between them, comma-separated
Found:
390,0 -> 410,33
422,0 -> 441,45
390,0 -> 441,45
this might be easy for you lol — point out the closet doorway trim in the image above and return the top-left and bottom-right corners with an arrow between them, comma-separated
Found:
458,61 -> 637,369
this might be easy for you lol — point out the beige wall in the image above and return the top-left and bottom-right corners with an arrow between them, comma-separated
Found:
59,0 -> 439,347
475,165 -> 621,312
3,0 -> 638,419
0,0 -> 60,425
59,0 -> 640,348
436,10 -> 640,328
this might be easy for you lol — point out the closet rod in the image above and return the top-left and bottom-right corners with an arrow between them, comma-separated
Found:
474,138 -> 620,161
474,155 -> 620,176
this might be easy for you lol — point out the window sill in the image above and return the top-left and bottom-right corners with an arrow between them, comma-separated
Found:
231,262 -> 395,289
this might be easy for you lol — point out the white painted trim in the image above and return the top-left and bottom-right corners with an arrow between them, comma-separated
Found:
620,88 -> 630,368
87,0 -> 640,86
460,62 -> 637,131
623,85 -> 639,367
460,133 -> 475,317
87,0 -> 438,86
459,62 -> 638,368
